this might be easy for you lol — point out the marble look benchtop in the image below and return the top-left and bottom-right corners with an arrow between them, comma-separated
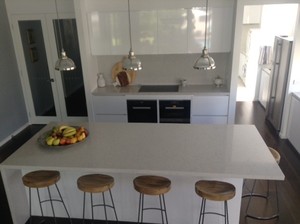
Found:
1,123 -> 284,180
92,84 -> 229,96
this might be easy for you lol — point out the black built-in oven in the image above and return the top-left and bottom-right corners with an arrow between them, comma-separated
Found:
159,100 -> 190,123
127,100 -> 157,123
127,99 -> 191,123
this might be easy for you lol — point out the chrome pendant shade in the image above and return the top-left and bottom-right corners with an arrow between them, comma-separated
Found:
193,48 -> 216,70
54,0 -> 76,71
55,49 -> 76,71
123,50 -> 142,71
194,0 -> 216,70
123,0 -> 142,71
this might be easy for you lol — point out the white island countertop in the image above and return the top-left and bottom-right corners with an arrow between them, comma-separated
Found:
1,123 -> 284,180
0,123 -> 284,224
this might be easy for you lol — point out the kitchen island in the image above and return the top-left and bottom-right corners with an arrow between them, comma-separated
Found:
1,123 -> 284,224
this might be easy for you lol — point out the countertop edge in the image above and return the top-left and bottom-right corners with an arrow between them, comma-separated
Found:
91,85 -> 230,96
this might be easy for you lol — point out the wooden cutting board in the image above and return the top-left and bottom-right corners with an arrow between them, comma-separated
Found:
111,61 -> 136,84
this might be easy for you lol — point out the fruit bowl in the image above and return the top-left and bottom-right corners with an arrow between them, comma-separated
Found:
37,125 -> 88,148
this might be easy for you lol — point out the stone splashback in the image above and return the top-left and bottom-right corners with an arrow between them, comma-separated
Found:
97,53 -> 231,86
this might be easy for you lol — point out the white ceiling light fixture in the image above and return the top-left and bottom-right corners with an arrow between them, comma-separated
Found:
122,0 -> 142,71
54,0 -> 76,71
193,0 -> 216,70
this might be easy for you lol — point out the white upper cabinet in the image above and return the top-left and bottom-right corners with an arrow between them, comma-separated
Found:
157,9 -> 188,54
132,11 -> 158,54
86,0 -> 234,55
188,7 -> 233,53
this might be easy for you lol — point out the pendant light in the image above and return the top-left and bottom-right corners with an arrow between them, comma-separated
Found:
193,0 -> 216,70
54,0 -> 76,71
122,0 -> 142,71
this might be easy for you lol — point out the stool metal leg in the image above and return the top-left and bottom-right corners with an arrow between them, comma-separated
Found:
90,193 -> 94,222
159,195 -> 164,224
141,193 -> 144,223
82,192 -> 86,224
224,201 -> 229,224
36,188 -> 44,217
82,191 -> 118,224
108,189 -> 119,222
102,192 -> 108,224
28,188 -> 32,224
161,194 -> 168,224
54,183 -> 72,224
137,193 -> 168,224
137,193 -> 142,223
198,198 -> 206,224
47,186 -> 57,224
198,198 -> 230,224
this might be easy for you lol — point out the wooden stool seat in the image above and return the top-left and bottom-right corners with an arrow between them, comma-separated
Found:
77,174 -> 114,193
195,180 -> 236,201
133,175 -> 171,195
22,170 -> 60,188
269,147 -> 281,164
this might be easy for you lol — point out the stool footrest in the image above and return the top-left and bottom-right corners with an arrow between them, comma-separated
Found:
201,211 -> 226,217
242,193 -> 269,199
246,213 -> 279,220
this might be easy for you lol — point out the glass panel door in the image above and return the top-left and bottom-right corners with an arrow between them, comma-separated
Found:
18,20 -> 58,118
53,18 -> 87,117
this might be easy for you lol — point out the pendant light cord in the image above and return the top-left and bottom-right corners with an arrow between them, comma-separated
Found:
127,0 -> 133,51
204,0 -> 208,49
54,0 -> 64,51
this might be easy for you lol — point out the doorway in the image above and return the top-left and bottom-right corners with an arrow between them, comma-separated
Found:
13,14 -> 87,124
236,3 -> 298,103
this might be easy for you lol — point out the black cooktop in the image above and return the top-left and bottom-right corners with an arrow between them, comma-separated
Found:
139,85 -> 179,92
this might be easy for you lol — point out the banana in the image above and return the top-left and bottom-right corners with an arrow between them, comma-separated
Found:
63,128 -> 77,137
58,125 -> 73,132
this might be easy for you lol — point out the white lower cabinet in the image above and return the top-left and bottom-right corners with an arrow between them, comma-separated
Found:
191,96 -> 229,124
92,96 -> 127,123
92,95 -> 229,124
287,94 -> 300,153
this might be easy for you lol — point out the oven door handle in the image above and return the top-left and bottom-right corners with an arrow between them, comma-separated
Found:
164,106 -> 185,110
132,106 -> 152,110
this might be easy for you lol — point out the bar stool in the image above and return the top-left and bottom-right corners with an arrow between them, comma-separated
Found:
22,170 -> 72,224
77,174 -> 118,224
133,175 -> 171,224
244,147 -> 281,220
195,180 -> 236,224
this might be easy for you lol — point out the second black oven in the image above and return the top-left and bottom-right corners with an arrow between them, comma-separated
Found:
159,100 -> 191,123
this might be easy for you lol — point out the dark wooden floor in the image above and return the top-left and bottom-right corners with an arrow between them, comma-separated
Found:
1,101 -> 300,224
236,102 -> 300,224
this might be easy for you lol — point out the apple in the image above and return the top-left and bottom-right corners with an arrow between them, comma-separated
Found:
60,137 -> 67,145
65,138 -> 72,144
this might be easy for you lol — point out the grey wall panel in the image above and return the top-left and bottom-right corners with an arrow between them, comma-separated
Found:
0,0 -> 28,143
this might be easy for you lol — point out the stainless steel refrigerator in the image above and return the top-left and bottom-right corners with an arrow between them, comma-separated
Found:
266,36 -> 293,131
